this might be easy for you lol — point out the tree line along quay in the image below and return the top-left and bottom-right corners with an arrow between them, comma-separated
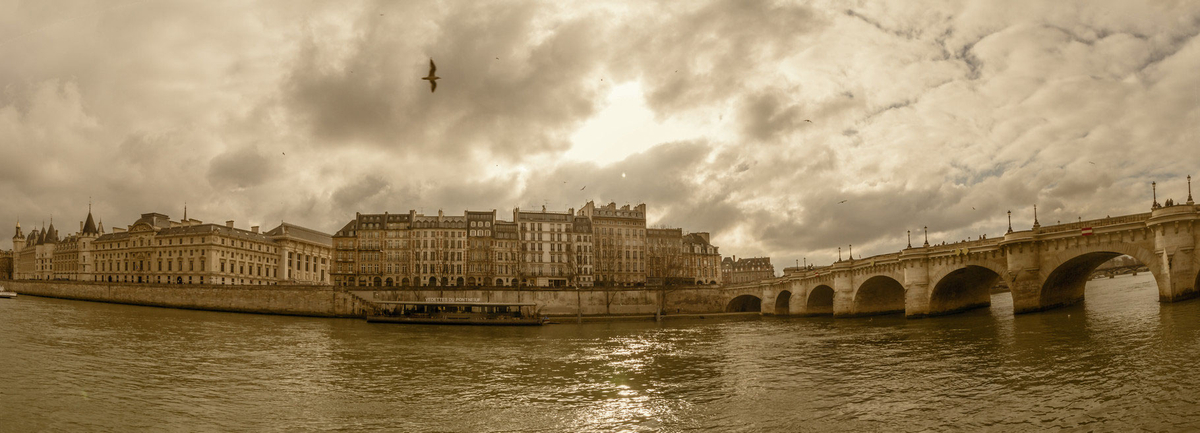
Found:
4,185 -> 1196,320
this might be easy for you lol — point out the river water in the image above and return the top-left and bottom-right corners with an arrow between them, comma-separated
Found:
3,273 -> 1200,432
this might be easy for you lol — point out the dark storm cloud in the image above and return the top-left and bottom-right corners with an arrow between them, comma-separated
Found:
282,1 -> 608,161
206,145 -> 276,190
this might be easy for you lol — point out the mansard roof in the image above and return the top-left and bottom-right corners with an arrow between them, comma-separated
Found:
265,222 -> 333,246
333,219 -> 358,237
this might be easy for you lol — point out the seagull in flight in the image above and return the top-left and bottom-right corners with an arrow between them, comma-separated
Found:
580,186 -> 586,191
422,59 -> 440,93
805,119 -> 813,123
838,200 -> 847,204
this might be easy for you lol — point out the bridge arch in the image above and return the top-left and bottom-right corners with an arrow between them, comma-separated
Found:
806,285 -> 834,316
726,295 -> 762,313
1040,245 -> 1162,310
853,275 -> 905,316
774,290 -> 792,315
928,265 -> 1002,316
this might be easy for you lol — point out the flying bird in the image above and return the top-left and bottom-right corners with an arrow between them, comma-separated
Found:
580,186 -> 586,191
422,59 -> 440,93
1089,161 -> 1096,165
805,119 -> 813,123
838,200 -> 847,204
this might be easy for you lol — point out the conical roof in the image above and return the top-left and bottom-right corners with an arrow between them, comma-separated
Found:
13,220 -> 22,239
82,211 -> 98,235
45,222 -> 58,244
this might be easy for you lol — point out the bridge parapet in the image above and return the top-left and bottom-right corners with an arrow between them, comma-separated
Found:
1036,212 -> 1151,234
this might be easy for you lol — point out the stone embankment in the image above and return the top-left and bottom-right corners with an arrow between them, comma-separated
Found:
4,281 -> 738,320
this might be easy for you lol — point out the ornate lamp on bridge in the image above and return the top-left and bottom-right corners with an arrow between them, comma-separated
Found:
1152,181 -> 1160,209
1188,175 -> 1194,205
1033,204 -> 1040,229
838,247 -> 842,262
1007,210 -> 1013,234
907,230 -> 912,248
923,226 -> 929,247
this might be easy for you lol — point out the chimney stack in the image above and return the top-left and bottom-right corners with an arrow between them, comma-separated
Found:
251,226 -> 259,233
226,220 -> 234,228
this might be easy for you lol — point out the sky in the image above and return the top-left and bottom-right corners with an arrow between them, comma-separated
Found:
2,0 -> 1199,271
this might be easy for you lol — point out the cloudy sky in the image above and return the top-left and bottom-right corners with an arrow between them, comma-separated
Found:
2,0 -> 1199,271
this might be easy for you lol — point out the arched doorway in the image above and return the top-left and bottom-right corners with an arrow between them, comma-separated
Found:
726,295 -> 762,312
441,277 -> 449,286
401,277 -> 410,286
385,278 -> 393,287
852,276 -> 905,317
373,277 -> 382,287
429,276 -> 438,286
806,285 -> 834,315
929,265 -> 1002,316
774,290 -> 792,315
456,277 -> 464,286
496,278 -> 503,286
177,277 -> 183,284
467,277 -> 476,286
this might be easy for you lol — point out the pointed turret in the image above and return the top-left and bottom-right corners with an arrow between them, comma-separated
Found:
97,218 -> 105,234
13,219 -> 23,239
82,208 -> 98,235
45,220 -> 58,244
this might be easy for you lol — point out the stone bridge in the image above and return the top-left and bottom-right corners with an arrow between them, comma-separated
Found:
720,204 -> 1198,318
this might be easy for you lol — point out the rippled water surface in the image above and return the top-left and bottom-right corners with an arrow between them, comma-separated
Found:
4,273 -> 1200,431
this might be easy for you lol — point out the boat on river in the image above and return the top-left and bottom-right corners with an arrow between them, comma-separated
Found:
366,301 -> 544,326
0,286 -> 16,298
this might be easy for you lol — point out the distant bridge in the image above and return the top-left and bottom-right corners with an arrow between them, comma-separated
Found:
721,204 -> 1199,317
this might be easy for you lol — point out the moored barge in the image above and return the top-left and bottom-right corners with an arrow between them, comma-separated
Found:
366,301 -> 544,326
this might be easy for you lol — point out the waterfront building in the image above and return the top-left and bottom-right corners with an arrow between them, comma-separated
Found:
572,217 -> 594,287
263,223 -> 333,285
514,206 -> 577,287
466,210 -> 497,286
12,209 -> 332,285
0,249 -> 12,280
332,210 -> 472,287
331,202 -> 712,288
683,232 -> 721,285
721,256 -> 775,284
647,227 -> 684,285
493,221 -> 520,286
647,229 -> 722,286
578,201 -> 646,287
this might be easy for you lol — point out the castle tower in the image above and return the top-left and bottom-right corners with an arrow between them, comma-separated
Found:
12,220 -> 25,252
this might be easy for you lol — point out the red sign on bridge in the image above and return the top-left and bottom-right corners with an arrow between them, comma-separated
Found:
1081,227 -> 1094,236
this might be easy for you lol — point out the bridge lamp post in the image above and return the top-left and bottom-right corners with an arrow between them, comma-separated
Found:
1188,175 -> 1193,205
923,226 -> 929,247
1152,181 -> 1159,209
849,244 -> 853,260
1007,210 -> 1013,234
838,247 -> 842,262
907,230 -> 911,248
